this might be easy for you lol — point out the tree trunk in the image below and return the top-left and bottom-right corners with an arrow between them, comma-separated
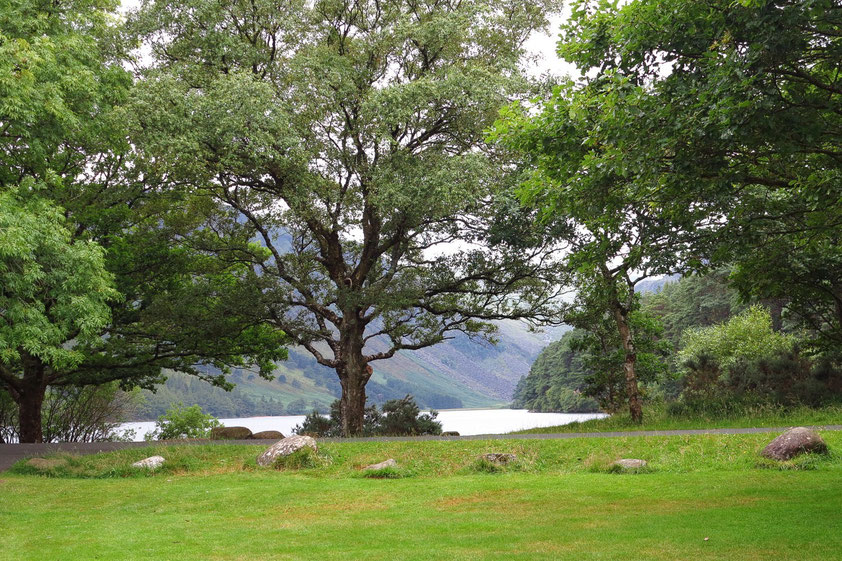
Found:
17,354 -> 48,443
339,372 -> 367,437
611,305 -> 643,424
337,320 -> 371,437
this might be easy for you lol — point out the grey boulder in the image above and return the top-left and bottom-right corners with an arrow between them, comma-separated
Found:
256,435 -> 318,467
481,453 -> 516,464
132,456 -> 165,470
251,430 -> 285,440
761,427 -> 828,461
613,458 -> 647,470
364,458 -> 397,471
210,426 -> 253,440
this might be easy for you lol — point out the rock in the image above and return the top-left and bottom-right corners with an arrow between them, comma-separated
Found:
256,435 -> 318,467
26,458 -> 66,470
441,431 -> 460,437
210,426 -> 253,440
132,456 -> 165,470
613,458 -> 647,470
481,453 -> 516,464
250,430 -> 284,440
363,459 -> 397,471
761,427 -> 828,461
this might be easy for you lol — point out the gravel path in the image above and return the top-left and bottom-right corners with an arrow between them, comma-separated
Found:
3,425 -> 840,472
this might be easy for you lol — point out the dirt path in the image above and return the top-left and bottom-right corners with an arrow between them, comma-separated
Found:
3,425 -> 841,472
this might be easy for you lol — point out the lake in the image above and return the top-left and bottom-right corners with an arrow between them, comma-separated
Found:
118,409 -> 606,441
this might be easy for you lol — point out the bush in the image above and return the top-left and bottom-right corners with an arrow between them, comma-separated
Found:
676,308 -> 842,408
379,395 -> 442,436
677,306 -> 796,371
145,403 -> 221,440
296,410 -> 336,437
293,395 -> 442,437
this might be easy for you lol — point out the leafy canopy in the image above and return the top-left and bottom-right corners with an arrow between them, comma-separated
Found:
0,188 -> 120,374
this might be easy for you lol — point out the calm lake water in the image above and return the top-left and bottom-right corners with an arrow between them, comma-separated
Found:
118,409 -> 606,441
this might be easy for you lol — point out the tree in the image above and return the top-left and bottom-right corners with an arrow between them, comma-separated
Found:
127,0 -> 565,435
294,395 -> 440,437
1,0 -> 289,442
554,0 -> 842,355
642,269 -> 743,347
492,76 -> 706,422
0,190 -> 119,442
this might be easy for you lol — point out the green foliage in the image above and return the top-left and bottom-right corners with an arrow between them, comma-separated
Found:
0,189 -> 120,373
678,307 -> 797,372
360,466 -> 405,479
294,395 -> 442,437
136,370 -> 288,420
145,403 -> 221,441
296,410 -> 337,438
379,395 -> 442,437
0,0 -> 290,442
571,308 -> 670,414
0,383 -> 135,443
468,458 -> 504,474
552,0 -> 842,355
499,0 -> 842,421
641,270 -> 744,347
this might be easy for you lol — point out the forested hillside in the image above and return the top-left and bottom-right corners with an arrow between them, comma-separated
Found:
513,272 -> 741,412
514,270 -> 842,414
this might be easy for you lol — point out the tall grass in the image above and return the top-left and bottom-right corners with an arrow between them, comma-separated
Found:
513,403 -> 842,434
10,430 -> 842,479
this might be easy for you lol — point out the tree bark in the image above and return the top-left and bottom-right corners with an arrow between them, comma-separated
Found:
17,354 -> 48,443
339,371 -> 367,437
611,305 -> 643,424
336,318 -> 371,437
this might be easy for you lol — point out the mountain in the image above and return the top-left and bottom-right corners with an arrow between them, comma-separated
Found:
136,320 -> 569,420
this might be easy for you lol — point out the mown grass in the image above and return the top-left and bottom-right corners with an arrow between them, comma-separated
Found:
4,431 -> 841,560
513,403 -> 842,434
3,466 -> 841,560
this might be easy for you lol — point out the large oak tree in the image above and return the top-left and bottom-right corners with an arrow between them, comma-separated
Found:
128,0 -> 565,435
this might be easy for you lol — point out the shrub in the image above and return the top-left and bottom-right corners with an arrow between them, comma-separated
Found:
379,395 -> 442,436
361,466 -> 405,479
676,307 -> 842,408
469,458 -> 503,474
145,403 -> 221,440
677,306 -> 796,371
293,395 -> 442,437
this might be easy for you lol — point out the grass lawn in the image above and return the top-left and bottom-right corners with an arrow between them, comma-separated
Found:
513,404 -> 842,434
3,432 -> 841,560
